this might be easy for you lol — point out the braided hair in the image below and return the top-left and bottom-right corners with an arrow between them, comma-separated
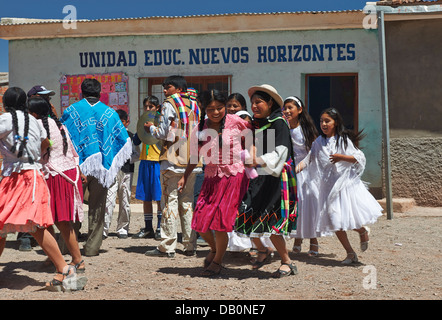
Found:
28,96 -> 69,160
2,87 -> 33,163
198,90 -> 227,148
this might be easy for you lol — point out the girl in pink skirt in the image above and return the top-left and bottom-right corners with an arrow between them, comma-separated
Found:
178,89 -> 251,276
0,87 -> 81,291
28,96 -> 86,273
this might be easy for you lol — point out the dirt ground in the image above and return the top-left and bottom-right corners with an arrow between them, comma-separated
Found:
0,204 -> 441,302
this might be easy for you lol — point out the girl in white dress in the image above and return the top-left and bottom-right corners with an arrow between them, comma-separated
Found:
282,96 -> 320,256
296,108 -> 383,264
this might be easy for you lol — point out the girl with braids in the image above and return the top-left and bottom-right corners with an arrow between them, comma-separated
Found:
282,96 -> 321,256
296,108 -> 382,265
28,96 -> 86,273
0,87 -> 83,291
178,89 -> 251,277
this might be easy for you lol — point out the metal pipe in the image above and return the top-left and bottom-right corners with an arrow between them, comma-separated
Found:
377,10 -> 393,220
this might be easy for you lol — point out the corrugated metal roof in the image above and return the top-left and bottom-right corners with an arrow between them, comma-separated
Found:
377,0 -> 442,5
0,10 -> 363,26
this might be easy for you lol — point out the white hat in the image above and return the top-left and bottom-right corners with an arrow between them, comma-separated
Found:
248,84 -> 283,108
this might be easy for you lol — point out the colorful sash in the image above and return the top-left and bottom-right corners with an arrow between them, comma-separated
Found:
273,158 -> 298,234
170,91 -> 200,138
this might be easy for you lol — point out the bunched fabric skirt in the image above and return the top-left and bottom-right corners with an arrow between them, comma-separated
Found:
0,170 -> 53,238
46,167 -> 83,223
192,172 -> 249,233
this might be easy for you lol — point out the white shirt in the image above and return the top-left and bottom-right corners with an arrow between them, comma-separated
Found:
0,111 -> 47,176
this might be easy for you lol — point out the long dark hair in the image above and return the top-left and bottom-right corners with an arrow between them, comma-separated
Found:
198,90 -> 227,148
284,96 -> 318,151
320,108 -> 365,149
2,87 -> 33,163
28,96 -> 69,158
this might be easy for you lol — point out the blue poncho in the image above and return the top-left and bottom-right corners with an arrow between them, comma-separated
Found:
61,98 -> 132,188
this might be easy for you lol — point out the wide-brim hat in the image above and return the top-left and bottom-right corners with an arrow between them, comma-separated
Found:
248,84 -> 283,108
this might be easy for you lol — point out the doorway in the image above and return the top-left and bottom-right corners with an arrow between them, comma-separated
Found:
305,73 -> 358,132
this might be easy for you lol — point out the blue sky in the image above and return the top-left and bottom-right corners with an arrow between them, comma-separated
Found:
0,0 -> 369,72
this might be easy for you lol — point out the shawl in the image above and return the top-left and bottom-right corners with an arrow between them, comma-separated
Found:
304,135 -> 366,227
61,98 -> 132,188
169,92 -> 200,138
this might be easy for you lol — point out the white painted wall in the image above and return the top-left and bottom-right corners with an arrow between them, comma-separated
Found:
8,28 -> 382,191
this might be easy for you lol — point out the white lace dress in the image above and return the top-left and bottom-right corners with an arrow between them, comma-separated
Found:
302,135 -> 383,234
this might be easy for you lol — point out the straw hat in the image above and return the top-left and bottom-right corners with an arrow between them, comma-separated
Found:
248,84 -> 283,108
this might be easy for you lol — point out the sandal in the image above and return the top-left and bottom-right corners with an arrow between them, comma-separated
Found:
251,248 -> 273,270
201,261 -> 223,277
273,262 -> 298,278
203,251 -> 216,270
359,227 -> 370,252
307,244 -> 319,257
70,260 -> 86,274
44,265 -> 88,292
292,245 -> 302,254
44,265 -> 76,292
341,252 -> 359,265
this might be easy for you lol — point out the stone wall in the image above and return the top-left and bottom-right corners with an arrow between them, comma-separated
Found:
389,137 -> 442,206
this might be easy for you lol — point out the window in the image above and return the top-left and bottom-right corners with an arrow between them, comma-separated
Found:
138,75 -> 231,116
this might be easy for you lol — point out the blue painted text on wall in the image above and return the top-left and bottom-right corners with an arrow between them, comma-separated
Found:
79,44 -> 356,68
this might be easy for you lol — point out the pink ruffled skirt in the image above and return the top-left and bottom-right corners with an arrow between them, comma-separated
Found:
0,170 -> 53,238
192,172 -> 249,233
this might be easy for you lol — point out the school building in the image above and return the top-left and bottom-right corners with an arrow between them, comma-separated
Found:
0,0 -> 441,207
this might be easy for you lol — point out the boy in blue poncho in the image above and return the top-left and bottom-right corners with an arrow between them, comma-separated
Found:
61,79 -> 132,256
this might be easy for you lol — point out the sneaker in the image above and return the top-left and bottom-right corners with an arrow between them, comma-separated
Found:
145,248 -> 175,258
19,237 -> 32,251
117,233 -> 128,239
132,228 -> 155,239
154,229 -> 161,240
183,250 -> 196,257
197,237 -> 209,247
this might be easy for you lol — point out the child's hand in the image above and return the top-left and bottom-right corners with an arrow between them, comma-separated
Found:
295,162 -> 305,173
330,154 -> 356,164
144,121 -> 153,132
177,176 -> 186,193
329,154 -> 343,164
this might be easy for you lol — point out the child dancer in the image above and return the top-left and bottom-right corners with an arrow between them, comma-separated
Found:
28,96 -> 86,272
296,108 -> 383,264
0,87 -> 80,291
282,96 -> 320,256
133,96 -> 162,239
235,84 -> 298,278
178,90 -> 251,276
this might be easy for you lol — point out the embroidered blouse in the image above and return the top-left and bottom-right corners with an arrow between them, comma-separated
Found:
199,114 -> 251,178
